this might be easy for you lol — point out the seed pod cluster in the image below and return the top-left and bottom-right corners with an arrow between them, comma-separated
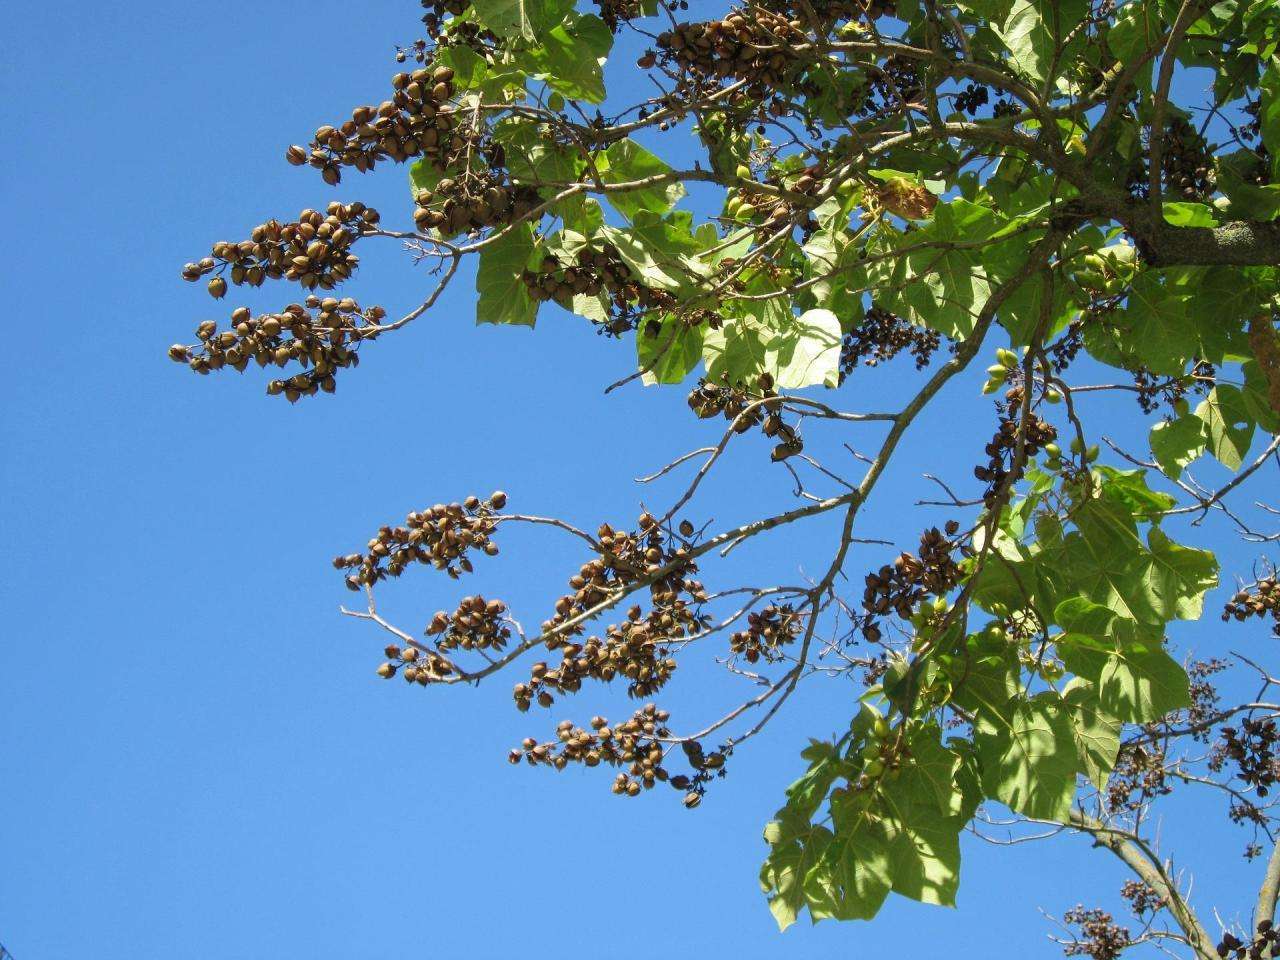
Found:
656,10 -> 810,100
420,0 -> 469,39
1214,718 -> 1280,796
1105,744 -> 1170,811
377,642 -> 454,685
729,603 -> 804,663
427,595 -> 511,652
414,171 -> 541,235
1061,906 -> 1131,960
168,296 -> 384,400
286,64 -> 464,182
972,414 -> 1058,506
1218,922 -> 1280,960
333,491 -> 507,587
1222,577 -> 1279,636
521,246 -> 674,336
181,202 -> 379,295
839,306 -> 942,380
513,513 -> 709,710
594,0 -> 648,31
954,82 -> 990,116
860,525 -> 963,640
687,374 -> 804,461
1118,880 -> 1164,918
509,705 -> 679,798
1160,116 -> 1215,201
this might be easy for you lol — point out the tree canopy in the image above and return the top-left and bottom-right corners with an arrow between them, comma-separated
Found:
173,1 -> 1280,956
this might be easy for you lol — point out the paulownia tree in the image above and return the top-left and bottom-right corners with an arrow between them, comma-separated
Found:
172,0 -> 1280,955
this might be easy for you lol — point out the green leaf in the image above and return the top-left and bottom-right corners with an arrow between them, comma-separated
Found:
637,313 -> 704,385
476,224 -> 540,327
975,694 -> 1080,821
1196,384 -> 1256,470
1090,466 -> 1176,519
994,0 -> 1089,85
1244,358 -> 1280,432
471,0 -> 574,40
598,138 -> 684,221
877,751 -> 965,905
1262,58 -> 1280,178
519,13 -> 613,103
1056,498 -> 1217,626
771,309 -> 843,389
1162,202 -> 1218,227
944,626 -> 1021,722
1055,599 -> 1193,722
600,214 -> 710,295
1062,679 -> 1122,790
1150,415 -> 1207,480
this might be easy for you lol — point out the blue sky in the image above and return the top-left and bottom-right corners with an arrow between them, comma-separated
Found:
1,3 -> 1273,958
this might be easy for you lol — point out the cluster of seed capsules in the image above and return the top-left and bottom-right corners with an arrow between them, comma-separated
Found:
1223,576 -> 1280,637
1061,906 -> 1130,960
729,603 -> 804,663
654,8 -> 818,104
413,172 -> 542,236
513,514 -> 709,710
1118,880 -> 1165,917
419,0 -> 469,39
1105,744 -> 1170,812
333,491 -> 507,586
973,414 -> 1058,506
687,374 -> 804,461
860,524 -> 963,641
511,706 -> 716,807
1160,116 -> 1216,201
594,0 -> 650,31
1215,717 -> 1280,797
839,306 -> 942,381
511,706 -> 672,797
521,246 -> 675,336
427,595 -> 511,652
286,64 -> 465,182
181,202 -> 380,297
168,296 -> 385,400
377,642 -> 454,684
1219,922 -> 1280,960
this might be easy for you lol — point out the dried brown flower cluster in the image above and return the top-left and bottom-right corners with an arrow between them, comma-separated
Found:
181,202 -> 379,296
333,491 -> 507,586
513,513 -> 709,709
169,296 -> 384,400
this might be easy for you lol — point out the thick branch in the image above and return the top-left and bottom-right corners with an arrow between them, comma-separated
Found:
1065,193 -> 1280,267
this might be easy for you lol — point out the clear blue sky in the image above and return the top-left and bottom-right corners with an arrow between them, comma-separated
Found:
0,3 -> 1270,958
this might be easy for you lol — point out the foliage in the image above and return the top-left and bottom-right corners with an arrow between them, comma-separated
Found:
173,1 -> 1280,956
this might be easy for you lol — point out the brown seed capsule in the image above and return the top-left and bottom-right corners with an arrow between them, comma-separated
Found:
208,277 -> 227,299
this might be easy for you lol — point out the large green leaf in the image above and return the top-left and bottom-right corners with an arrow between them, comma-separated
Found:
637,313 -> 704,385
1261,58 -> 1280,179
471,0 -> 573,40
518,13 -> 613,103
1055,599 -> 1192,723
1150,415 -> 1207,480
1196,384 -> 1256,471
598,138 -> 684,221
1062,679 -> 1122,790
994,0 -> 1089,85
1056,498 -> 1217,626
476,224 -> 540,327
975,694 -> 1080,821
